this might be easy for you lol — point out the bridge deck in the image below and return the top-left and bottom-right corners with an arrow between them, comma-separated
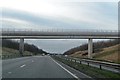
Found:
1,29 -> 119,39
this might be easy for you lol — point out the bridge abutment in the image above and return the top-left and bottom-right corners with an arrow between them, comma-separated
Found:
88,38 -> 93,59
19,38 -> 24,56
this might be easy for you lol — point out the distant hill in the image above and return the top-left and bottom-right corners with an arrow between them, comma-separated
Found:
64,39 -> 119,55
2,39 -> 48,55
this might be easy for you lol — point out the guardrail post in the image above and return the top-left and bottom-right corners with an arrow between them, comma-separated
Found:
88,63 -> 89,66
80,61 -> 81,64
75,59 -> 76,62
88,38 -> 93,59
19,38 -> 24,56
100,65 -> 102,69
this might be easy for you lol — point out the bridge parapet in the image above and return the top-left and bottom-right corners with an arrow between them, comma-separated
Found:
1,29 -> 119,36
1,28 -> 119,32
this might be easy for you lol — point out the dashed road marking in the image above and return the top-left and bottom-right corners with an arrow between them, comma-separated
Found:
32,60 -> 34,62
8,72 -> 12,74
20,64 -> 26,68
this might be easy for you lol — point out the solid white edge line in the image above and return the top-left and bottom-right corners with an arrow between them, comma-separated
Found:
65,63 -> 92,78
50,57 -> 79,79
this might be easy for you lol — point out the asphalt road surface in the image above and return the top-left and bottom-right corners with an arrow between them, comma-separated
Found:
2,56 -> 90,80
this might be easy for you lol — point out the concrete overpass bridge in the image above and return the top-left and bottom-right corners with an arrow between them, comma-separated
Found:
1,29 -> 120,58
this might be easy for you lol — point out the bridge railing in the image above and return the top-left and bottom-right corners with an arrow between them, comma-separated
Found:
1,28 -> 119,33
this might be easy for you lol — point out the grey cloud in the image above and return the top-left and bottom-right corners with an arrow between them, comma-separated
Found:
2,8 -> 86,29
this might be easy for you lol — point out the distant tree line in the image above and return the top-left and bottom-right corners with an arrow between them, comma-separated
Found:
2,39 -> 48,55
64,39 -> 119,55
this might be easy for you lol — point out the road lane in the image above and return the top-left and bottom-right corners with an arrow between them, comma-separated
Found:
2,56 -> 78,79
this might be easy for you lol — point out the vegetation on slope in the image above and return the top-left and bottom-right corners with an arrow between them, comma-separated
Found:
2,39 -> 48,55
64,39 -> 119,63
64,39 -> 119,55
1,39 -> 50,59
1,47 -> 33,59
93,44 -> 120,63
70,44 -> 120,63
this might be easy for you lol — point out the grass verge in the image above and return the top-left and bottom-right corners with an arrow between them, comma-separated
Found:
52,56 -> 120,78
1,47 -> 33,59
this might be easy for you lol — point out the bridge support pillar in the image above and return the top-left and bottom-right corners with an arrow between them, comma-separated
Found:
19,38 -> 24,56
88,38 -> 93,59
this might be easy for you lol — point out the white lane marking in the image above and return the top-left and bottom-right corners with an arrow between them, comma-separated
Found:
8,72 -> 12,74
20,64 -> 26,68
51,57 -> 79,79
65,63 -> 91,78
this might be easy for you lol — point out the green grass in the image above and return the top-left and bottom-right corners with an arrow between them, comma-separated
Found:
52,56 -> 120,78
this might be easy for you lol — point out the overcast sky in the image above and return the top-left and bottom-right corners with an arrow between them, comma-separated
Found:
0,0 -> 118,53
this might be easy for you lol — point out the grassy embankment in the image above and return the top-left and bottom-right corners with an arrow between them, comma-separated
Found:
70,44 -> 120,63
1,47 -> 33,59
53,56 -> 120,78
